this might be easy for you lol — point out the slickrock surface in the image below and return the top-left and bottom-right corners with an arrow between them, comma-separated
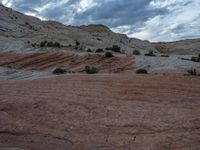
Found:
0,51 -> 134,73
0,74 -> 200,150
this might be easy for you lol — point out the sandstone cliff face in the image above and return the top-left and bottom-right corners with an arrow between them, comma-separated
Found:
0,4 -> 156,54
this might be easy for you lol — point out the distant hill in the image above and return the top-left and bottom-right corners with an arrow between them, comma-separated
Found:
153,39 -> 200,55
0,4 -> 156,54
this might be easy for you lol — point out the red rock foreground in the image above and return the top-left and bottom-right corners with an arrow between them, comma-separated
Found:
0,74 -> 200,150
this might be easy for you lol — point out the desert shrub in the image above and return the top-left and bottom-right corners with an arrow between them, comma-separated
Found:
53,68 -> 66,75
136,69 -> 148,74
25,22 -> 29,25
133,50 -> 140,55
31,43 -> 36,47
69,44 -> 72,47
40,41 -> 60,47
145,51 -> 156,57
95,48 -> 104,53
191,57 -> 199,62
85,66 -> 98,74
46,41 -> 53,47
187,69 -> 197,76
27,41 -> 30,44
54,42 -> 61,48
75,41 -> 80,46
87,49 -> 92,52
40,41 -> 47,47
111,45 -> 121,53
105,52 -> 114,57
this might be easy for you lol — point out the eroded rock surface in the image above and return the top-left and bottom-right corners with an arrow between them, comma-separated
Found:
0,74 -> 200,150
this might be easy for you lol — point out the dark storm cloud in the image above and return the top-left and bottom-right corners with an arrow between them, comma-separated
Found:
1,0 -> 200,41
73,0 -> 167,27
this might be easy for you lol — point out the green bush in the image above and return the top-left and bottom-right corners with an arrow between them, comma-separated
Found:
112,45 -> 121,53
85,66 -> 98,74
136,69 -> 148,74
105,52 -> 114,57
133,50 -> 140,55
53,68 -> 66,75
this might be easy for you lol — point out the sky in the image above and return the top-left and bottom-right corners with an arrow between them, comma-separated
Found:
1,0 -> 200,42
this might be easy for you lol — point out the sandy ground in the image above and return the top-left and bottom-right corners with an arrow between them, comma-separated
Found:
0,74 -> 200,150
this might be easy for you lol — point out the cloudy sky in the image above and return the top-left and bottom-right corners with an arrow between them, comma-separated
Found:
1,0 -> 200,42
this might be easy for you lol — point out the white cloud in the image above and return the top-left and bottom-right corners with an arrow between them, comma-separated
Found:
129,0 -> 200,41
2,0 -> 12,7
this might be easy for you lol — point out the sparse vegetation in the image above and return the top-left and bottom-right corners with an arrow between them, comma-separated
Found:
145,51 -> 156,57
85,66 -> 98,74
95,48 -> 104,53
31,43 -> 37,47
105,52 -> 114,57
87,49 -> 92,52
53,68 -> 66,75
54,42 -> 61,48
106,45 -> 121,53
75,41 -> 80,46
191,54 -> 200,62
187,69 -> 199,76
39,41 -> 61,48
133,50 -> 141,55
136,69 -> 148,74
25,22 -> 29,26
